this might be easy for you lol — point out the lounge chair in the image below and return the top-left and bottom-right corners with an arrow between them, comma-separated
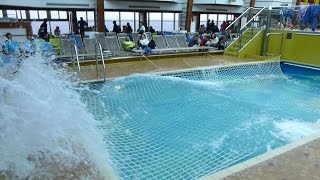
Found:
153,35 -> 168,49
117,33 -> 128,38
164,35 -> 180,48
94,33 -> 108,51
106,32 -> 116,37
105,36 -> 129,56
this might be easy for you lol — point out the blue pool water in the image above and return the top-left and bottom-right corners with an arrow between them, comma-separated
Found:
81,62 -> 320,179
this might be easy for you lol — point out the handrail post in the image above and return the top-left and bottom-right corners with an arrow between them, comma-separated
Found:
262,5 -> 272,56
95,43 -> 107,82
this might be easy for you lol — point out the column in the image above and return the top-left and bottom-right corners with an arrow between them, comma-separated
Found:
185,0 -> 193,32
96,0 -> 105,32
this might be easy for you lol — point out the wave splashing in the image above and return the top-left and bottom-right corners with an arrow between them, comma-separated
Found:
0,54 -> 117,179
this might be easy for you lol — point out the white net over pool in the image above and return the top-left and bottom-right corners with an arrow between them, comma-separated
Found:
80,59 -> 320,179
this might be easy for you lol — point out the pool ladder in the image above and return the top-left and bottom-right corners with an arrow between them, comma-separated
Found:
70,43 -> 107,82
95,43 -> 107,82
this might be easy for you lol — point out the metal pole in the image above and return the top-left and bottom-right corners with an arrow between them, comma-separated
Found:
262,6 -> 272,56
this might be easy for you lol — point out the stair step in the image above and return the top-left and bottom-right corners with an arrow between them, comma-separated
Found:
224,51 -> 238,56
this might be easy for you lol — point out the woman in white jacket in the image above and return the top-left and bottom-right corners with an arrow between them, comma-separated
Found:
206,33 -> 219,48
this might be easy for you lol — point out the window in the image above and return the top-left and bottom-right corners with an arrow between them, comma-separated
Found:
227,14 -> 234,21
50,21 -> 69,34
208,14 -> 218,25
77,11 -> 87,21
174,13 -> 180,30
59,11 -> 67,19
38,10 -> 47,19
30,10 -> 38,19
87,11 -> 94,28
31,21 -> 42,34
21,10 -> 26,19
218,14 -> 227,27
51,11 -> 59,19
0,10 -> 3,18
134,12 -> 139,31
163,12 -> 174,31
120,12 -> 134,31
149,12 -> 161,32
200,14 -> 207,27
7,10 -> 17,18
105,11 -> 119,31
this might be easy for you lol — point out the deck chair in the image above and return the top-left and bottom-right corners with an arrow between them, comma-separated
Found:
153,35 -> 167,49
60,39 -> 76,55
83,38 -> 112,58
94,33 -> 108,51
105,36 -> 128,56
175,35 -> 189,48
164,35 -> 180,48
106,32 -> 116,37
117,33 -> 128,38
132,32 -> 140,46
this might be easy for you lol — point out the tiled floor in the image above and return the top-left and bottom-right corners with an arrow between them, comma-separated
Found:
69,54 -> 320,180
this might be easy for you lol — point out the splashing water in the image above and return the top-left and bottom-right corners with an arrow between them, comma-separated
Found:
0,54 -> 117,179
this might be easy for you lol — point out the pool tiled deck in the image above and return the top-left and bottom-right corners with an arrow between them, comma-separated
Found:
72,54 -> 251,81
70,54 -> 320,180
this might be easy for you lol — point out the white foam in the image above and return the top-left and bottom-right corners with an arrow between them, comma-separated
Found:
0,54 -> 118,179
274,119 -> 320,142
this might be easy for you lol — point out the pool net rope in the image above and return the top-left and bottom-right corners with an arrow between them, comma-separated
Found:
81,60 -> 290,179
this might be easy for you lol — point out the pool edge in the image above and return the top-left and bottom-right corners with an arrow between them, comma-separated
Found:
199,133 -> 320,180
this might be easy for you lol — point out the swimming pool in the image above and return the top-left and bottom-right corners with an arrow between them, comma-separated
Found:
80,61 -> 320,179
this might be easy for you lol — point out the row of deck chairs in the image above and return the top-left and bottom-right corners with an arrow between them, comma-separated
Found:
58,32 -> 216,60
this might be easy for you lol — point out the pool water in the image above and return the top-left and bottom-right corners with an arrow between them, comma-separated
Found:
80,62 -> 320,179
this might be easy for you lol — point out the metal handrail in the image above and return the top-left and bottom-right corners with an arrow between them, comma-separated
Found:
266,33 -> 284,56
240,7 -> 267,31
71,44 -> 81,71
95,43 -> 106,82
225,7 -> 252,31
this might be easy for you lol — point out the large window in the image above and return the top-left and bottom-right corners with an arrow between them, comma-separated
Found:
38,10 -> 47,19
50,21 -> 69,34
174,13 -> 180,30
7,10 -> 17,18
0,10 -> 3,18
87,11 -> 94,28
105,11 -> 120,31
30,10 -> 39,19
200,13 -> 235,30
149,12 -> 161,31
120,12 -> 134,31
163,13 -> 174,31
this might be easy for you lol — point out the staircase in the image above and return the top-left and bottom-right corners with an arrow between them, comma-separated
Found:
224,28 -> 262,57
223,7 -> 267,57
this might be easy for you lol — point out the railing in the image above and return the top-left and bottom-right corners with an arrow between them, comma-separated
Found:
95,43 -> 107,82
71,44 -> 81,71
237,7 -> 268,53
224,7 -> 265,49
266,33 -> 284,56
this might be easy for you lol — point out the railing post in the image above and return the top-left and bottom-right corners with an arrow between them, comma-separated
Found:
262,5 -> 272,56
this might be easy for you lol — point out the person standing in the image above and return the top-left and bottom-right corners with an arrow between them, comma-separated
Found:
78,17 -> 87,39
38,18 -> 48,39
112,21 -> 121,33
220,20 -> 227,32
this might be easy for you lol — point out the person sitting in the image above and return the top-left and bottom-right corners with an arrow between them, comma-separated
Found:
137,22 -> 146,34
149,26 -> 156,33
217,35 -> 226,50
200,35 -> 210,46
188,34 -> 200,47
137,34 -> 152,54
54,26 -> 61,36
122,35 -> 135,51
125,22 -> 133,34
207,33 -> 219,48
2,33 -> 19,55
